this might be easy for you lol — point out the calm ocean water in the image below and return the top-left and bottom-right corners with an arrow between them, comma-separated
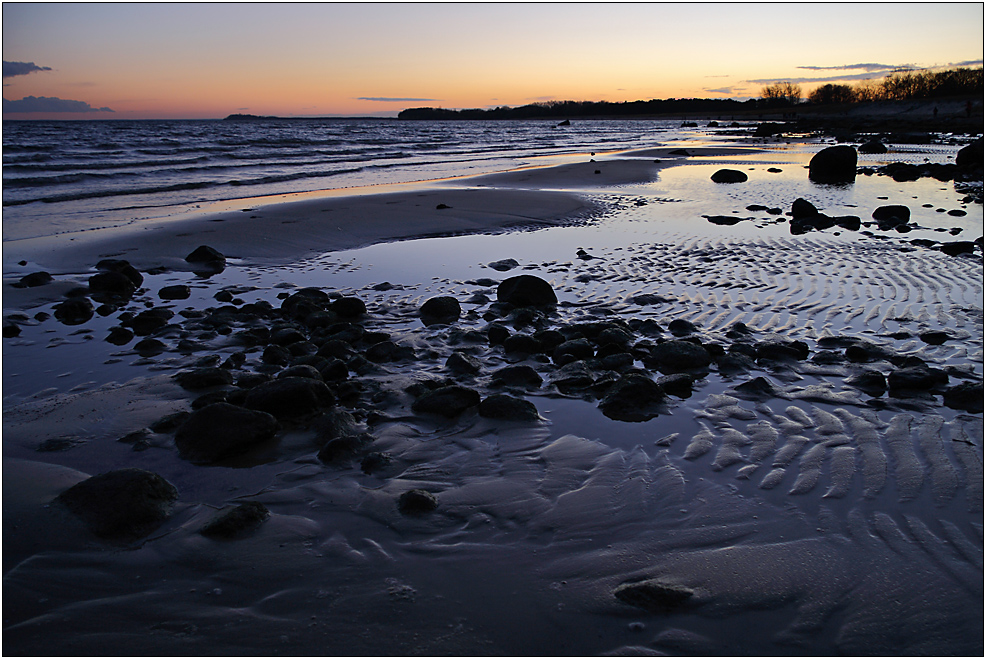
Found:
3,118 -> 686,236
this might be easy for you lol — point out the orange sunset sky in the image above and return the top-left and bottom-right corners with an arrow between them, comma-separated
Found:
3,2 -> 984,120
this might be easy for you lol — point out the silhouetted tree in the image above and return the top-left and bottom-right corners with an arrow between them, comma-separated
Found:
807,84 -> 856,105
760,82 -> 802,106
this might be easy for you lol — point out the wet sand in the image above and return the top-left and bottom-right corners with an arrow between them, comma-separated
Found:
3,137 -> 983,655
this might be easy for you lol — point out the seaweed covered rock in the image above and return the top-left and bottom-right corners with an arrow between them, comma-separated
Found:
175,402 -> 279,463
54,297 -> 94,326
56,468 -> 178,542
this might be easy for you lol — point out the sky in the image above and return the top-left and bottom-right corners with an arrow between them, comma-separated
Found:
3,2 -> 983,119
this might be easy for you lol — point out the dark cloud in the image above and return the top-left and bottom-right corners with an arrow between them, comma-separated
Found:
3,96 -> 114,113
3,61 -> 52,78
704,87 -> 736,95
356,97 -> 440,102
747,71 -> 900,85
797,63 -> 902,72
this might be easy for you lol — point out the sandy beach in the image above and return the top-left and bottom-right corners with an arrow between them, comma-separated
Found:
3,130 -> 984,655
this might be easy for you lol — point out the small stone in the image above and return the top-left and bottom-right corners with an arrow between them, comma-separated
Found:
200,502 -> 270,539
614,580 -> 694,612
159,284 -> 191,300
488,258 -> 519,272
710,169 -> 748,183
397,489 -> 438,515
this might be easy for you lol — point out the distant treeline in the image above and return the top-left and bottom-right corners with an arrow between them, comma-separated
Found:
400,67 -> 983,120
807,67 -> 983,105
398,98 -> 759,120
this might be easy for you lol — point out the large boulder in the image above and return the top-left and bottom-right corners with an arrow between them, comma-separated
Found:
56,468 -> 178,541
808,145 -> 857,183
185,245 -> 226,270
175,402 -> 279,463
497,275 -> 557,308
955,138 -> 983,168
200,502 -> 270,539
243,377 -> 335,418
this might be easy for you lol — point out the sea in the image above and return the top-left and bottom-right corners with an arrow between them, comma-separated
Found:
3,118 -> 692,238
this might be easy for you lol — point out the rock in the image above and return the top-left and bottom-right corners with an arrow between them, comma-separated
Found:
317,432 -> 373,463
648,340 -> 712,373
490,364 -> 543,388
277,364 -> 323,380
847,369 -> 888,397
175,403 -> 279,463
943,381 -> 984,412
105,326 -> 135,345
710,169 -> 748,183
858,139 -> 888,154
503,332 -> 544,355
919,330 -> 950,345
887,365 -> 948,394
158,284 -> 191,300
95,259 -> 143,288
478,394 -> 540,421
361,452 -> 392,475
833,215 -> 861,231
4,321 -> 21,338
200,502 -> 270,539
314,408 -> 362,442
365,340 -> 414,363
244,377 -> 335,418
56,468 -> 178,541
553,338 -> 595,365
412,385 -> 481,417
54,297 -> 94,326
614,580 -> 694,613
732,376 -> 784,401
599,373 -> 667,422
872,205 -> 911,230
808,145 -> 857,183
939,241 -> 977,256
791,198 -> 819,219
174,367 -> 234,390
397,489 -> 438,515
330,296 -> 366,318
15,271 -> 53,288
420,296 -> 461,321
655,373 -> 696,397
185,245 -> 226,269
497,274 -> 557,308
135,338 -> 166,356
956,138 -> 983,168
488,258 -> 519,272
445,351 -> 482,375
755,339 -> 809,362
706,215 -> 744,226
668,319 -> 698,336
122,308 -> 174,335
